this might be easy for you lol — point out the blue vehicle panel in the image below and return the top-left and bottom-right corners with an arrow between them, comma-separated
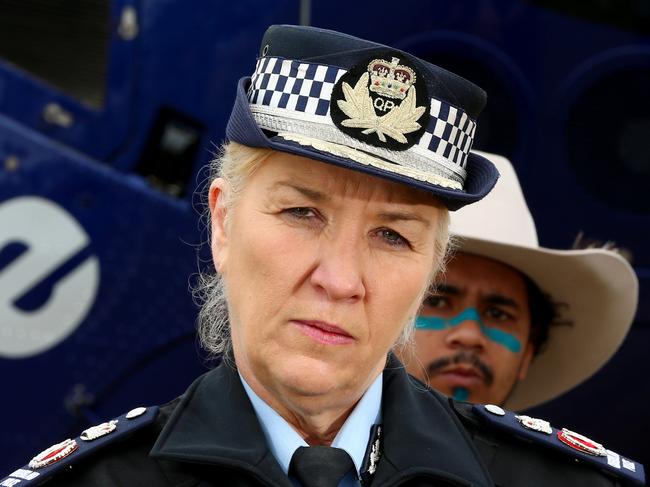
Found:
1,0 -> 648,473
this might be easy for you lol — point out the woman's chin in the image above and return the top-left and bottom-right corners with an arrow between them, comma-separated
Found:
274,353 -> 355,398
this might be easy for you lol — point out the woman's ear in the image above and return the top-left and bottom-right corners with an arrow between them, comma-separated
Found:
209,178 -> 230,273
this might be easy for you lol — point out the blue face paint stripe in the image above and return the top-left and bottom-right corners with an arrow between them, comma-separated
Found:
416,307 -> 522,353
482,327 -> 521,353
449,307 -> 481,326
415,315 -> 447,330
452,387 -> 469,401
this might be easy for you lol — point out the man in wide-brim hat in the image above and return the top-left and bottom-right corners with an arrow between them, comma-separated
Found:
406,152 -> 638,411
3,25 -> 644,487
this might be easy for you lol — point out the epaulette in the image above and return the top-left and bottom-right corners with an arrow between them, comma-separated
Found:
0,406 -> 159,487
472,403 -> 645,486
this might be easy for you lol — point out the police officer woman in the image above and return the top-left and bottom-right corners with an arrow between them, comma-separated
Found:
3,25 -> 643,487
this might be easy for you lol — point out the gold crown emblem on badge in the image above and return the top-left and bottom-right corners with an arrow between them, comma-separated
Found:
367,57 -> 416,100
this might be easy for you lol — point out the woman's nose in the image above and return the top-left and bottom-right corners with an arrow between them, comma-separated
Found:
309,233 -> 366,302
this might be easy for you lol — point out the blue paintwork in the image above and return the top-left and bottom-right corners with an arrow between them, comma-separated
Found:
0,0 -> 299,471
0,1 -> 137,161
0,109 -> 202,465
0,0 -> 649,474
416,308 -> 522,353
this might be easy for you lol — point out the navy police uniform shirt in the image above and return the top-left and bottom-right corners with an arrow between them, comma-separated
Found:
1,356 -> 644,486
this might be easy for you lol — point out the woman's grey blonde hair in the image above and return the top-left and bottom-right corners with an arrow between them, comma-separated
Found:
194,142 -> 451,358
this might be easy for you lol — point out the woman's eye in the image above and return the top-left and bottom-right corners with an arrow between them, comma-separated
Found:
423,295 -> 448,309
376,228 -> 410,248
284,207 -> 317,220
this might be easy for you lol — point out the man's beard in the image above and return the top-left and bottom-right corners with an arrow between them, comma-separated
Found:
426,350 -> 495,386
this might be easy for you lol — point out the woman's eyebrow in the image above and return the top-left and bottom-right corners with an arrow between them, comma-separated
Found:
269,182 -> 432,228
269,181 -> 328,202
376,211 -> 432,229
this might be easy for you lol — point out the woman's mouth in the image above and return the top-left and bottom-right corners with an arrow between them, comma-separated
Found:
292,320 -> 355,345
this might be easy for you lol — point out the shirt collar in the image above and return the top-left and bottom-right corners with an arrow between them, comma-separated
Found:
240,373 -> 383,476
151,357 -> 493,486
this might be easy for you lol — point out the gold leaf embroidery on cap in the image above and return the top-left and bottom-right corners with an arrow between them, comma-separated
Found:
337,72 -> 426,144
277,132 -> 461,190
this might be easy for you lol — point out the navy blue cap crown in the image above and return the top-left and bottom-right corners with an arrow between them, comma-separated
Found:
226,25 -> 499,210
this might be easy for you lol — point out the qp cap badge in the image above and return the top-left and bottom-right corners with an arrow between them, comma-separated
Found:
330,52 -> 429,151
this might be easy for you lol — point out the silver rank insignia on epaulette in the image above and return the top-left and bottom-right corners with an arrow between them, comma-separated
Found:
515,415 -> 552,435
472,404 -> 645,486
28,438 -> 78,469
1,469 -> 40,486
80,420 -> 118,441
1,405 -> 159,487
557,428 -> 606,456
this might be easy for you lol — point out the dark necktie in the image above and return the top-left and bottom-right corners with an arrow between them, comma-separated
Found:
289,446 -> 355,487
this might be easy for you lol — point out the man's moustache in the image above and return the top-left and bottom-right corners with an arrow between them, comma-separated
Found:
426,351 -> 495,386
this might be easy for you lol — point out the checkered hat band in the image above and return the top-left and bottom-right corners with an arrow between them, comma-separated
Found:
249,57 -> 346,117
423,99 -> 477,168
248,56 -> 475,176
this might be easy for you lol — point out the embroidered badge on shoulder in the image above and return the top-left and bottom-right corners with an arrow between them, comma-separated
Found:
470,404 -> 645,486
1,406 -> 161,487
515,415 -> 552,435
28,439 -> 78,469
557,428 -> 607,457
330,52 -> 429,151
80,420 -> 118,441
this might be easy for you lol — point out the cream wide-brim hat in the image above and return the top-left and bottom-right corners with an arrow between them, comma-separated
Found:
449,151 -> 639,411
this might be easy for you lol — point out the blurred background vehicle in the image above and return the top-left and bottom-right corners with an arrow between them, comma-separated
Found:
1,0 -> 648,471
